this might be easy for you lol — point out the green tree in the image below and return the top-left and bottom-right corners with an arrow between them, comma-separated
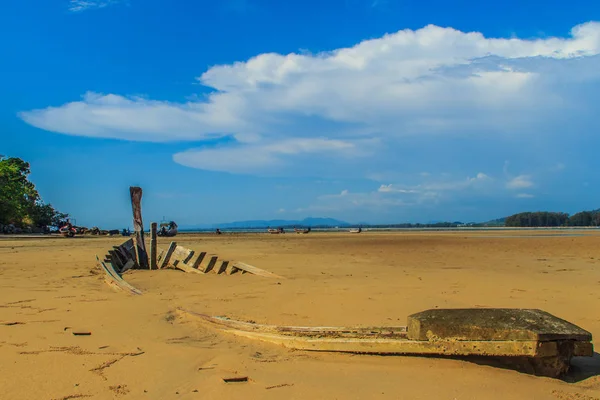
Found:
0,156 -> 68,227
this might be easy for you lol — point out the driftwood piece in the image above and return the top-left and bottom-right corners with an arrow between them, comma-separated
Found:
158,242 -> 177,269
130,186 -> 148,269
150,222 -> 157,270
223,376 -> 248,383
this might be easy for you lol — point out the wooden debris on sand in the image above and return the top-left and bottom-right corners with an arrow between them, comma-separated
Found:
222,376 -> 249,383
177,308 -> 594,378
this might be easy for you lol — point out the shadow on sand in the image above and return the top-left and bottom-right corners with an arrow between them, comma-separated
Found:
453,352 -> 600,382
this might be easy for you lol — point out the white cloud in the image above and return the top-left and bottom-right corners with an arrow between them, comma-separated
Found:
506,175 -> 534,189
378,184 -> 419,193
19,22 -> 600,176
378,172 -> 491,194
516,193 -> 535,198
68,0 -> 123,12
173,138 -> 377,175
303,172 -> 496,213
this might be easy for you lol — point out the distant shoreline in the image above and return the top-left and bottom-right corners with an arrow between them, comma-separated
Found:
1,226 -> 598,239
175,226 -> 600,234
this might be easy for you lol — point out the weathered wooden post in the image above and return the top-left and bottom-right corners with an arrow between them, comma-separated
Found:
129,186 -> 149,269
150,222 -> 157,270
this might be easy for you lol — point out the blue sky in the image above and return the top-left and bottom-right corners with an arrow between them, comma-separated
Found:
2,0 -> 600,228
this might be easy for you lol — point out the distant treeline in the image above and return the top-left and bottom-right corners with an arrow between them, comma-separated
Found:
505,210 -> 600,227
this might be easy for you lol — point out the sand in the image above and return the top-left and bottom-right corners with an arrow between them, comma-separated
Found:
0,231 -> 599,399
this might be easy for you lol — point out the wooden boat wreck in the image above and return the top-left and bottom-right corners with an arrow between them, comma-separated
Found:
96,238 -> 284,294
177,308 -> 593,378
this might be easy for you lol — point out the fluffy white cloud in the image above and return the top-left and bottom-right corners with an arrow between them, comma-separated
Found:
19,22 -> 600,175
506,175 -> 534,189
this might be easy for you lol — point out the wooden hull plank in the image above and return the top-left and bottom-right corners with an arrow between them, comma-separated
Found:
225,329 -> 557,357
172,245 -> 195,264
95,255 -> 142,295
177,309 -> 407,338
174,262 -> 206,275
231,262 -> 284,279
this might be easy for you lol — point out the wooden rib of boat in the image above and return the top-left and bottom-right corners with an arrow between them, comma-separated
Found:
95,255 -> 142,295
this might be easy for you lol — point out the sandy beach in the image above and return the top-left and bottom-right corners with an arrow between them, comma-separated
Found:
1,231 -> 599,399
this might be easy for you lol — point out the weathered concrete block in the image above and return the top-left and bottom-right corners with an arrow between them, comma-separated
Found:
407,308 -> 592,342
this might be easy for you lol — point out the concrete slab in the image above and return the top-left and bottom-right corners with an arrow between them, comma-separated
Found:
407,308 -> 592,342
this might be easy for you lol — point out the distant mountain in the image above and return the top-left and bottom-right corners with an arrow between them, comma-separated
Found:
184,217 -> 351,230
